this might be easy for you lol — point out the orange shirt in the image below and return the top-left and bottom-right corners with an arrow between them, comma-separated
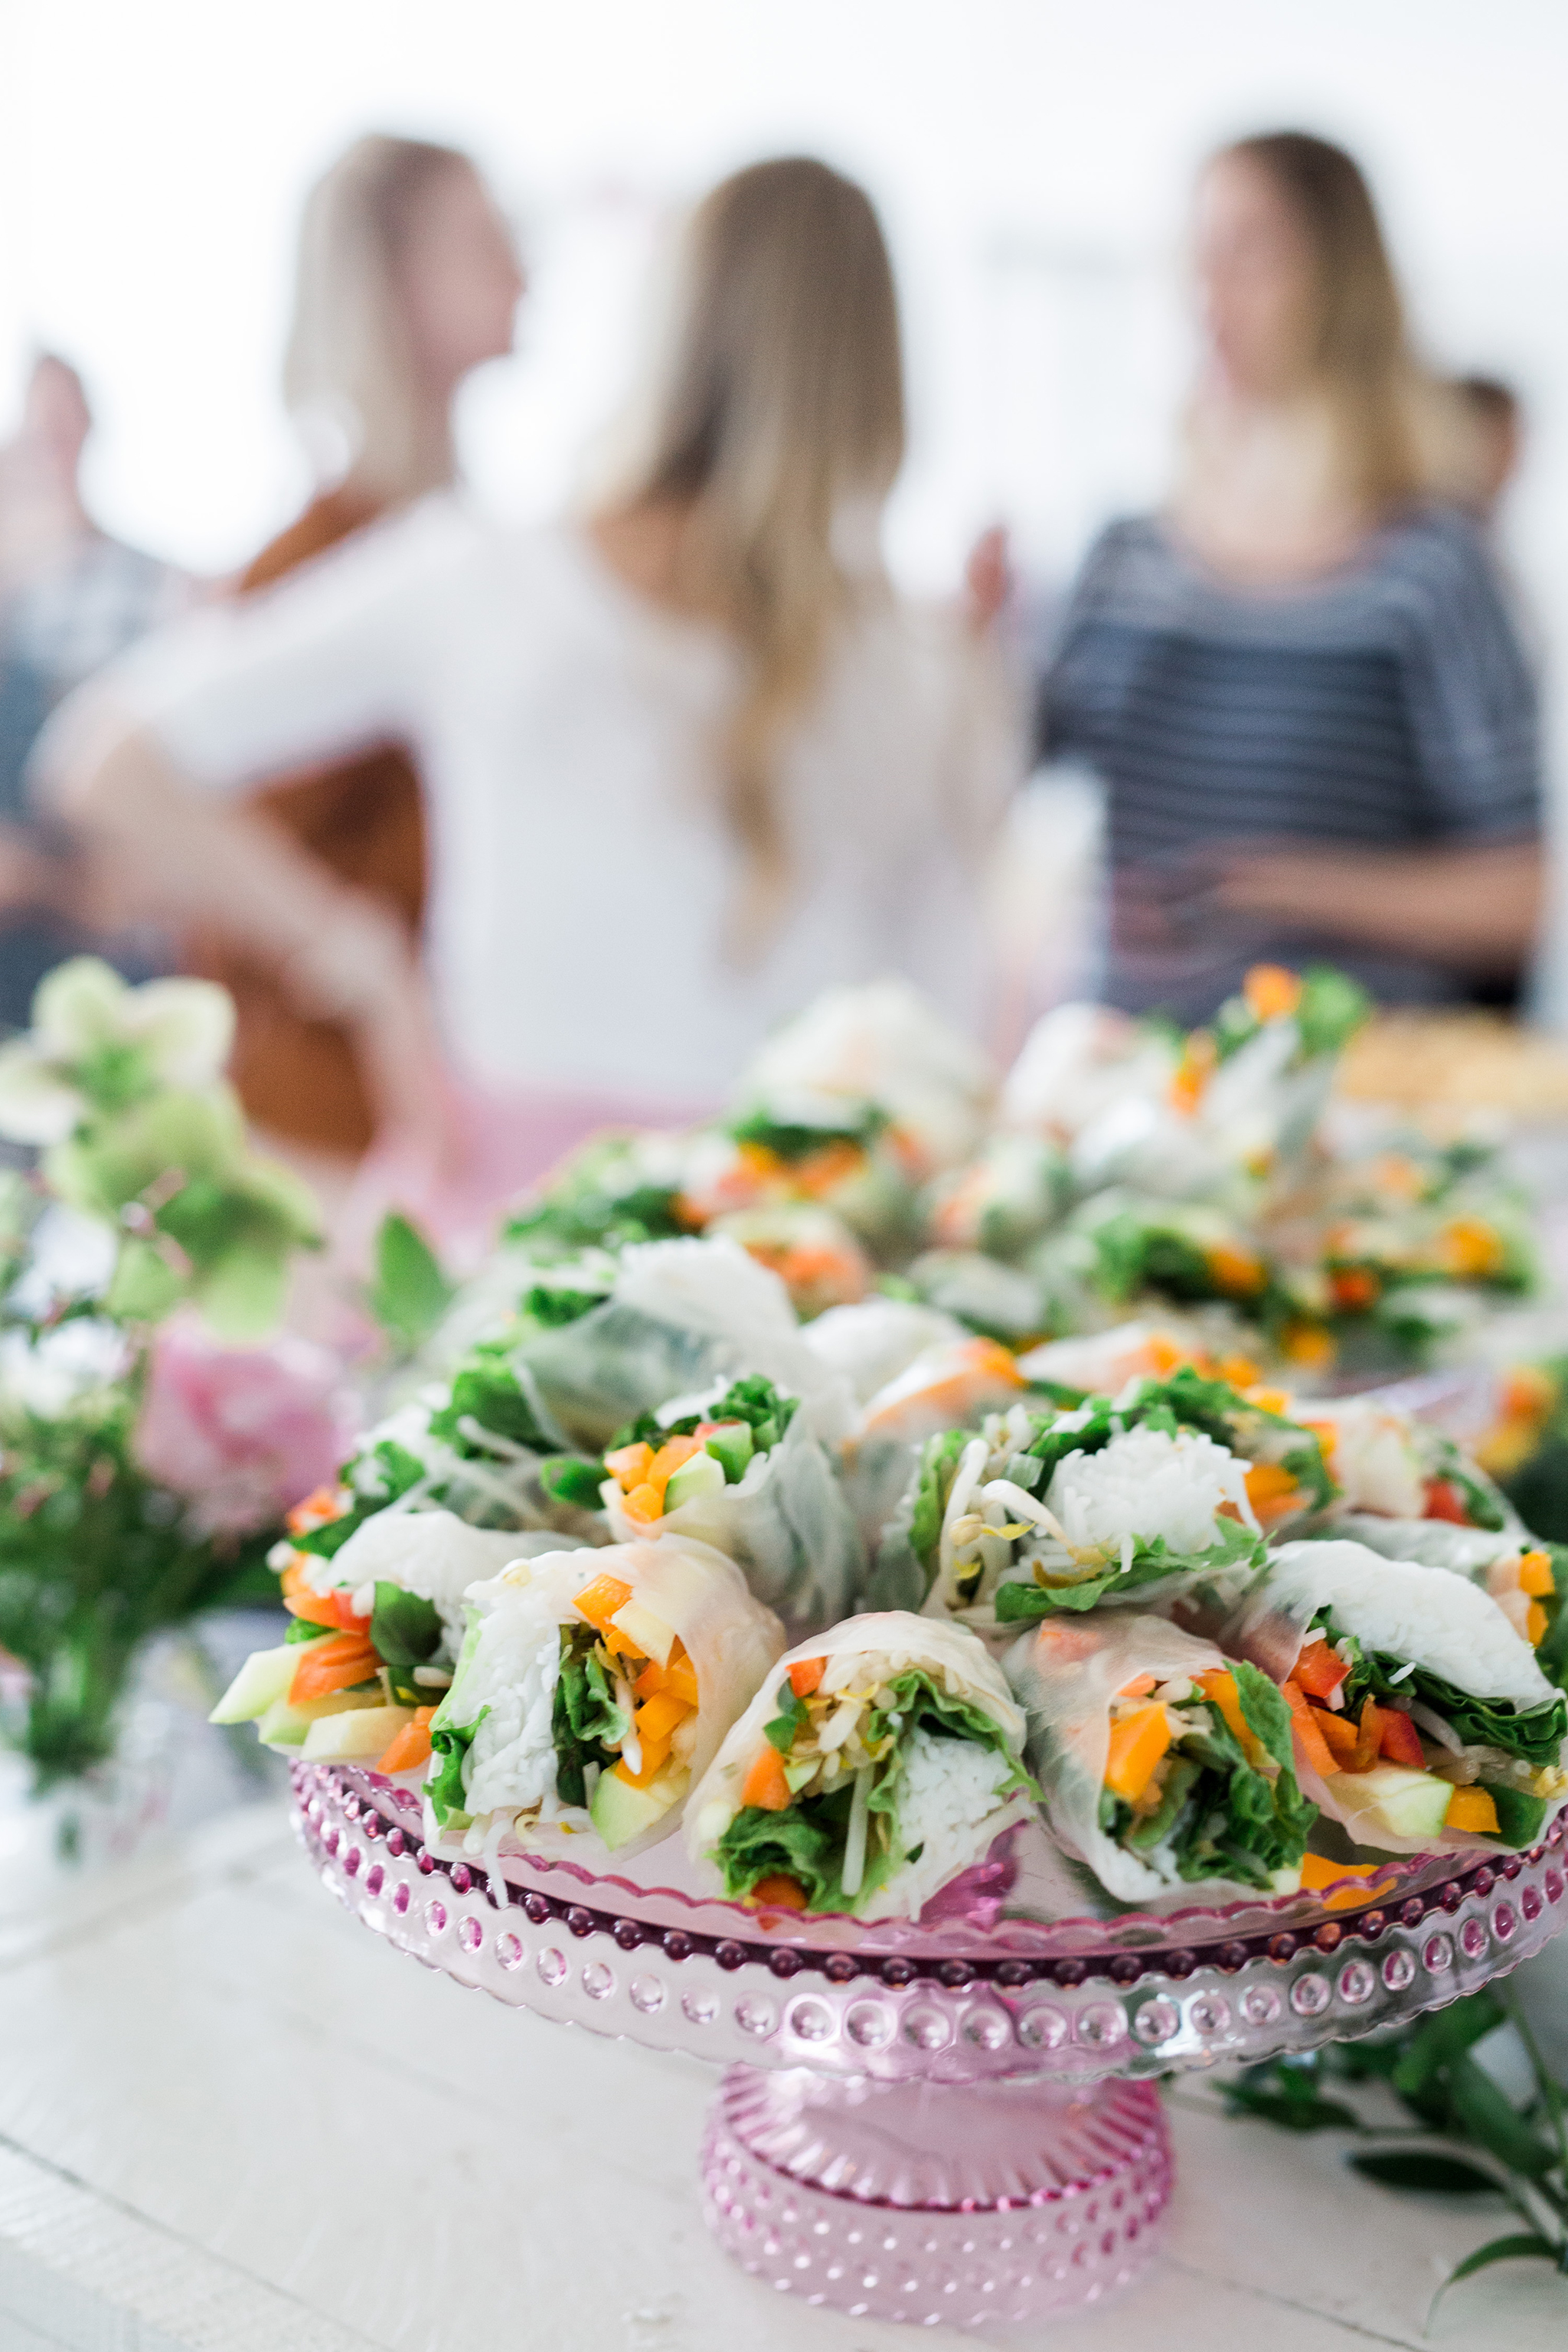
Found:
182,488 -> 426,1155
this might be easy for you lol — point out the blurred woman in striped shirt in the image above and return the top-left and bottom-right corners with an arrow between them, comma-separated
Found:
1041,130 -> 1541,1020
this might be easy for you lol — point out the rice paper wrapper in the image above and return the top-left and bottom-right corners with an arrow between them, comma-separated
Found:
430,1534 -> 783,1862
1221,1538 -> 1557,1854
685,1611 -> 1032,1922
517,1238 -> 854,1451
1002,1612 -> 1268,1909
307,1507 -> 591,1658
601,1410 -> 865,1635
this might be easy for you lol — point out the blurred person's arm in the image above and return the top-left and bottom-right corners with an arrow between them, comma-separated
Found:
51,714 -> 443,1142
1207,837 -> 1543,969
34,503 -> 477,1142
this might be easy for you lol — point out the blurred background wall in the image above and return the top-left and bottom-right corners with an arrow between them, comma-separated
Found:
2,0 -> 1565,1004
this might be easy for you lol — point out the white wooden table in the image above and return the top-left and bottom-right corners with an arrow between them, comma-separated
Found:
2,1798 -> 1566,2352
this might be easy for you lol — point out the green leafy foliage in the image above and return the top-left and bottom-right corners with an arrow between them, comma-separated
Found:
726,1104 -> 884,1163
1223,1988 -> 1568,2319
551,1628 -> 630,1806
910,1429 -> 970,1579
994,1512 -> 1264,1622
1099,1667 -> 1313,1887
367,1214 -> 454,1351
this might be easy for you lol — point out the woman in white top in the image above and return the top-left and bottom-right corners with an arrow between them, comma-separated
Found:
42,157 -> 1017,1238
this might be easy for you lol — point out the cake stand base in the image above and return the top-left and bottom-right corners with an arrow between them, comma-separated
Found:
701,2066 -> 1171,2331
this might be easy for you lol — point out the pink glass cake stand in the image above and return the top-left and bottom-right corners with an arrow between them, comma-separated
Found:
292,1762 -> 1568,2333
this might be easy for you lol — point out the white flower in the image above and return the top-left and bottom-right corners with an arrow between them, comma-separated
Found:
0,960 -> 235,1145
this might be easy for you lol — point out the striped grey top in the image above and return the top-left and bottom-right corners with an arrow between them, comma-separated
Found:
1040,507 -> 1540,1018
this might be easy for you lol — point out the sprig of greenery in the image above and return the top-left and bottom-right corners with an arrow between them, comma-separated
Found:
1222,1988 -> 1568,2324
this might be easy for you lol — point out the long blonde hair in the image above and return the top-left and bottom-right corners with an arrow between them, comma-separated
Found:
1218,131 -> 1427,513
284,133 -> 475,503
616,157 -> 906,946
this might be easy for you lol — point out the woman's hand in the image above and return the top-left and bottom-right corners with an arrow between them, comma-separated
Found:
1210,838 -> 1544,969
963,525 -> 1012,635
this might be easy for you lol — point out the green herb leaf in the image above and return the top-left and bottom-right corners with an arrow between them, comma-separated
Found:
367,1213 -> 454,1351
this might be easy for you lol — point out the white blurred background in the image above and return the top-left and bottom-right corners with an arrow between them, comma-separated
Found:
3,0 -> 1566,1004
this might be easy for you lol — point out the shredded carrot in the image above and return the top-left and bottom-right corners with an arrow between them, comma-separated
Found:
749,1875 -> 808,1910
788,1657 -> 827,1698
289,1631 -> 380,1706
283,1584 -> 367,1634
1282,1679 -> 1338,1779
377,1707 -> 436,1775
286,1486 -> 346,1536
741,1744 -> 792,1811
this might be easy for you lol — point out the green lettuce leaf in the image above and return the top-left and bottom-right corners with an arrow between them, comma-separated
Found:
551,1633 -> 629,1807
994,1514 -> 1265,1622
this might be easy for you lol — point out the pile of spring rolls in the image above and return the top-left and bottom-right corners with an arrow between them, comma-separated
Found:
204,972 -> 1568,1923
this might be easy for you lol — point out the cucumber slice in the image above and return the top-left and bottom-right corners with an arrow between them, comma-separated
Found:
704,1422 -> 755,1483
300,1706 -> 415,1765
609,1596 -> 675,1667
1326,1764 -> 1452,1846
590,1764 -> 681,1850
256,1688 -> 384,1750
665,1450 -> 726,1511
208,1642 -> 305,1725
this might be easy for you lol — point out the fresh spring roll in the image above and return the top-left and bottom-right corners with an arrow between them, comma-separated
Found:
548,1373 -> 864,1635
904,1393 -> 1266,1629
424,1537 -> 783,1860
1331,1514 -> 1567,1685
708,1204 -> 871,1319
1003,1612 -> 1315,1903
515,1236 -> 855,1453
1225,1540 -> 1568,1852
686,1612 -> 1034,1919
1303,1395 -> 1518,1532
209,1509 -> 586,1771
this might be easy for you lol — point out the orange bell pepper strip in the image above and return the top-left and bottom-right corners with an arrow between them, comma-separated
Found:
1194,1668 -> 1264,1762
1243,1463 -> 1300,1523
1519,1550 -> 1556,1597
664,1647 -> 700,1708
289,1630 -> 380,1706
1423,1478 -> 1470,1525
788,1657 -> 827,1698
741,1743 -> 793,1811
1311,1704 -> 1361,1764
572,1574 -> 634,1632
1104,1704 -> 1171,1804
635,1690 -> 691,1747
1281,1679 -> 1338,1779
377,1707 -> 436,1774
1117,1673 -> 1157,1698
1292,1638 -> 1349,1704
615,1739 -> 673,1788
1445,1785 -> 1499,1835
1348,1697 -> 1384,1773
1527,1602 -> 1550,1647
621,1482 -> 666,1526
632,1658 -> 667,1700
603,1442 -> 653,1492
648,1434 -> 704,1486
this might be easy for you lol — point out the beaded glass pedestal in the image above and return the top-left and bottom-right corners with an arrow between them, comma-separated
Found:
292,1763 -> 1568,2332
